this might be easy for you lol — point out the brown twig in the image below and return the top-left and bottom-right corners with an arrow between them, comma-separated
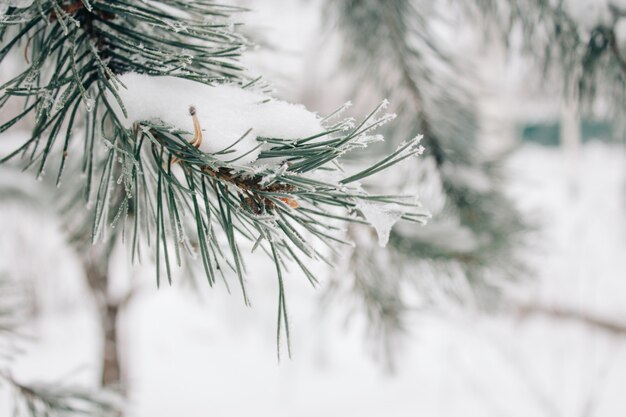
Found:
167,107 -> 299,213
49,1 -> 86,22
202,165 -> 298,213
516,303 -> 626,335
23,34 -> 33,64
49,1 -> 115,22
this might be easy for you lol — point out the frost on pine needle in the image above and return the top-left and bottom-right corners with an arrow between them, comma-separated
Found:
102,92 -> 428,293
0,0 -> 429,355
109,73 -> 324,165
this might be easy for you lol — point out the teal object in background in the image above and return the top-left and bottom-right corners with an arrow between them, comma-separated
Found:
521,120 -> 615,146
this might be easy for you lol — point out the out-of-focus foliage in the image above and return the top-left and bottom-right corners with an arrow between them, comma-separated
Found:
327,0 -> 626,364
0,279 -> 115,417
325,0 -> 528,360
467,0 -> 626,115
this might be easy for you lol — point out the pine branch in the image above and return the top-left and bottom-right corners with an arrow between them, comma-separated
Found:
515,303 -> 626,335
0,1 -> 427,353
0,371 -> 120,417
376,3 -> 445,168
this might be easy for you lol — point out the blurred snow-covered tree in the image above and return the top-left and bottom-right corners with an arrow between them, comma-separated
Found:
0,270 -> 120,416
468,0 -> 626,115
0,171 -> 122,416
325,0 -> 527,363
326,0 -> 626,364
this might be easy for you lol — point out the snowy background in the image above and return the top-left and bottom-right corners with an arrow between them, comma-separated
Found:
1,1 -> 626,416
2,142 -> 624,417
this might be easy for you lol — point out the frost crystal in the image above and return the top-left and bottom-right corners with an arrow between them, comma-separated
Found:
260,163 -> 289,186
85,97 -> 95,112
354,134 -> 384,148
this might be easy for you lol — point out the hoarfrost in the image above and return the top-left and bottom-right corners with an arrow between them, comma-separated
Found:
323,101 -> 352,124
353,133 -> 384,148
85,97 -> 95,112
339,118 -> 356,130
260,162 -> 289,186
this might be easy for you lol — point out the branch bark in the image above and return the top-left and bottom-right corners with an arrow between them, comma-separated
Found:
515,303 -> 626,335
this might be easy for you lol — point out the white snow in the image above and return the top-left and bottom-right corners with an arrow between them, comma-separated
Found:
109,73 -> 324,165
0,210 -> 87,316
1,138 -> 625,417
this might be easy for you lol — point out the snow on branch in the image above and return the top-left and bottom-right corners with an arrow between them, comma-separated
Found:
110,73 -> 325,165
0,0 -> 428,353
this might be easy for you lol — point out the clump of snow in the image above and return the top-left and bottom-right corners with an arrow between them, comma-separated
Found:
109,73 -> 324,165
357,200 -> 407,247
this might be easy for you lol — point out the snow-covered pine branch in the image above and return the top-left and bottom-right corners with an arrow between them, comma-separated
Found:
0,1 -> 427,354
100,72 -> 427,301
